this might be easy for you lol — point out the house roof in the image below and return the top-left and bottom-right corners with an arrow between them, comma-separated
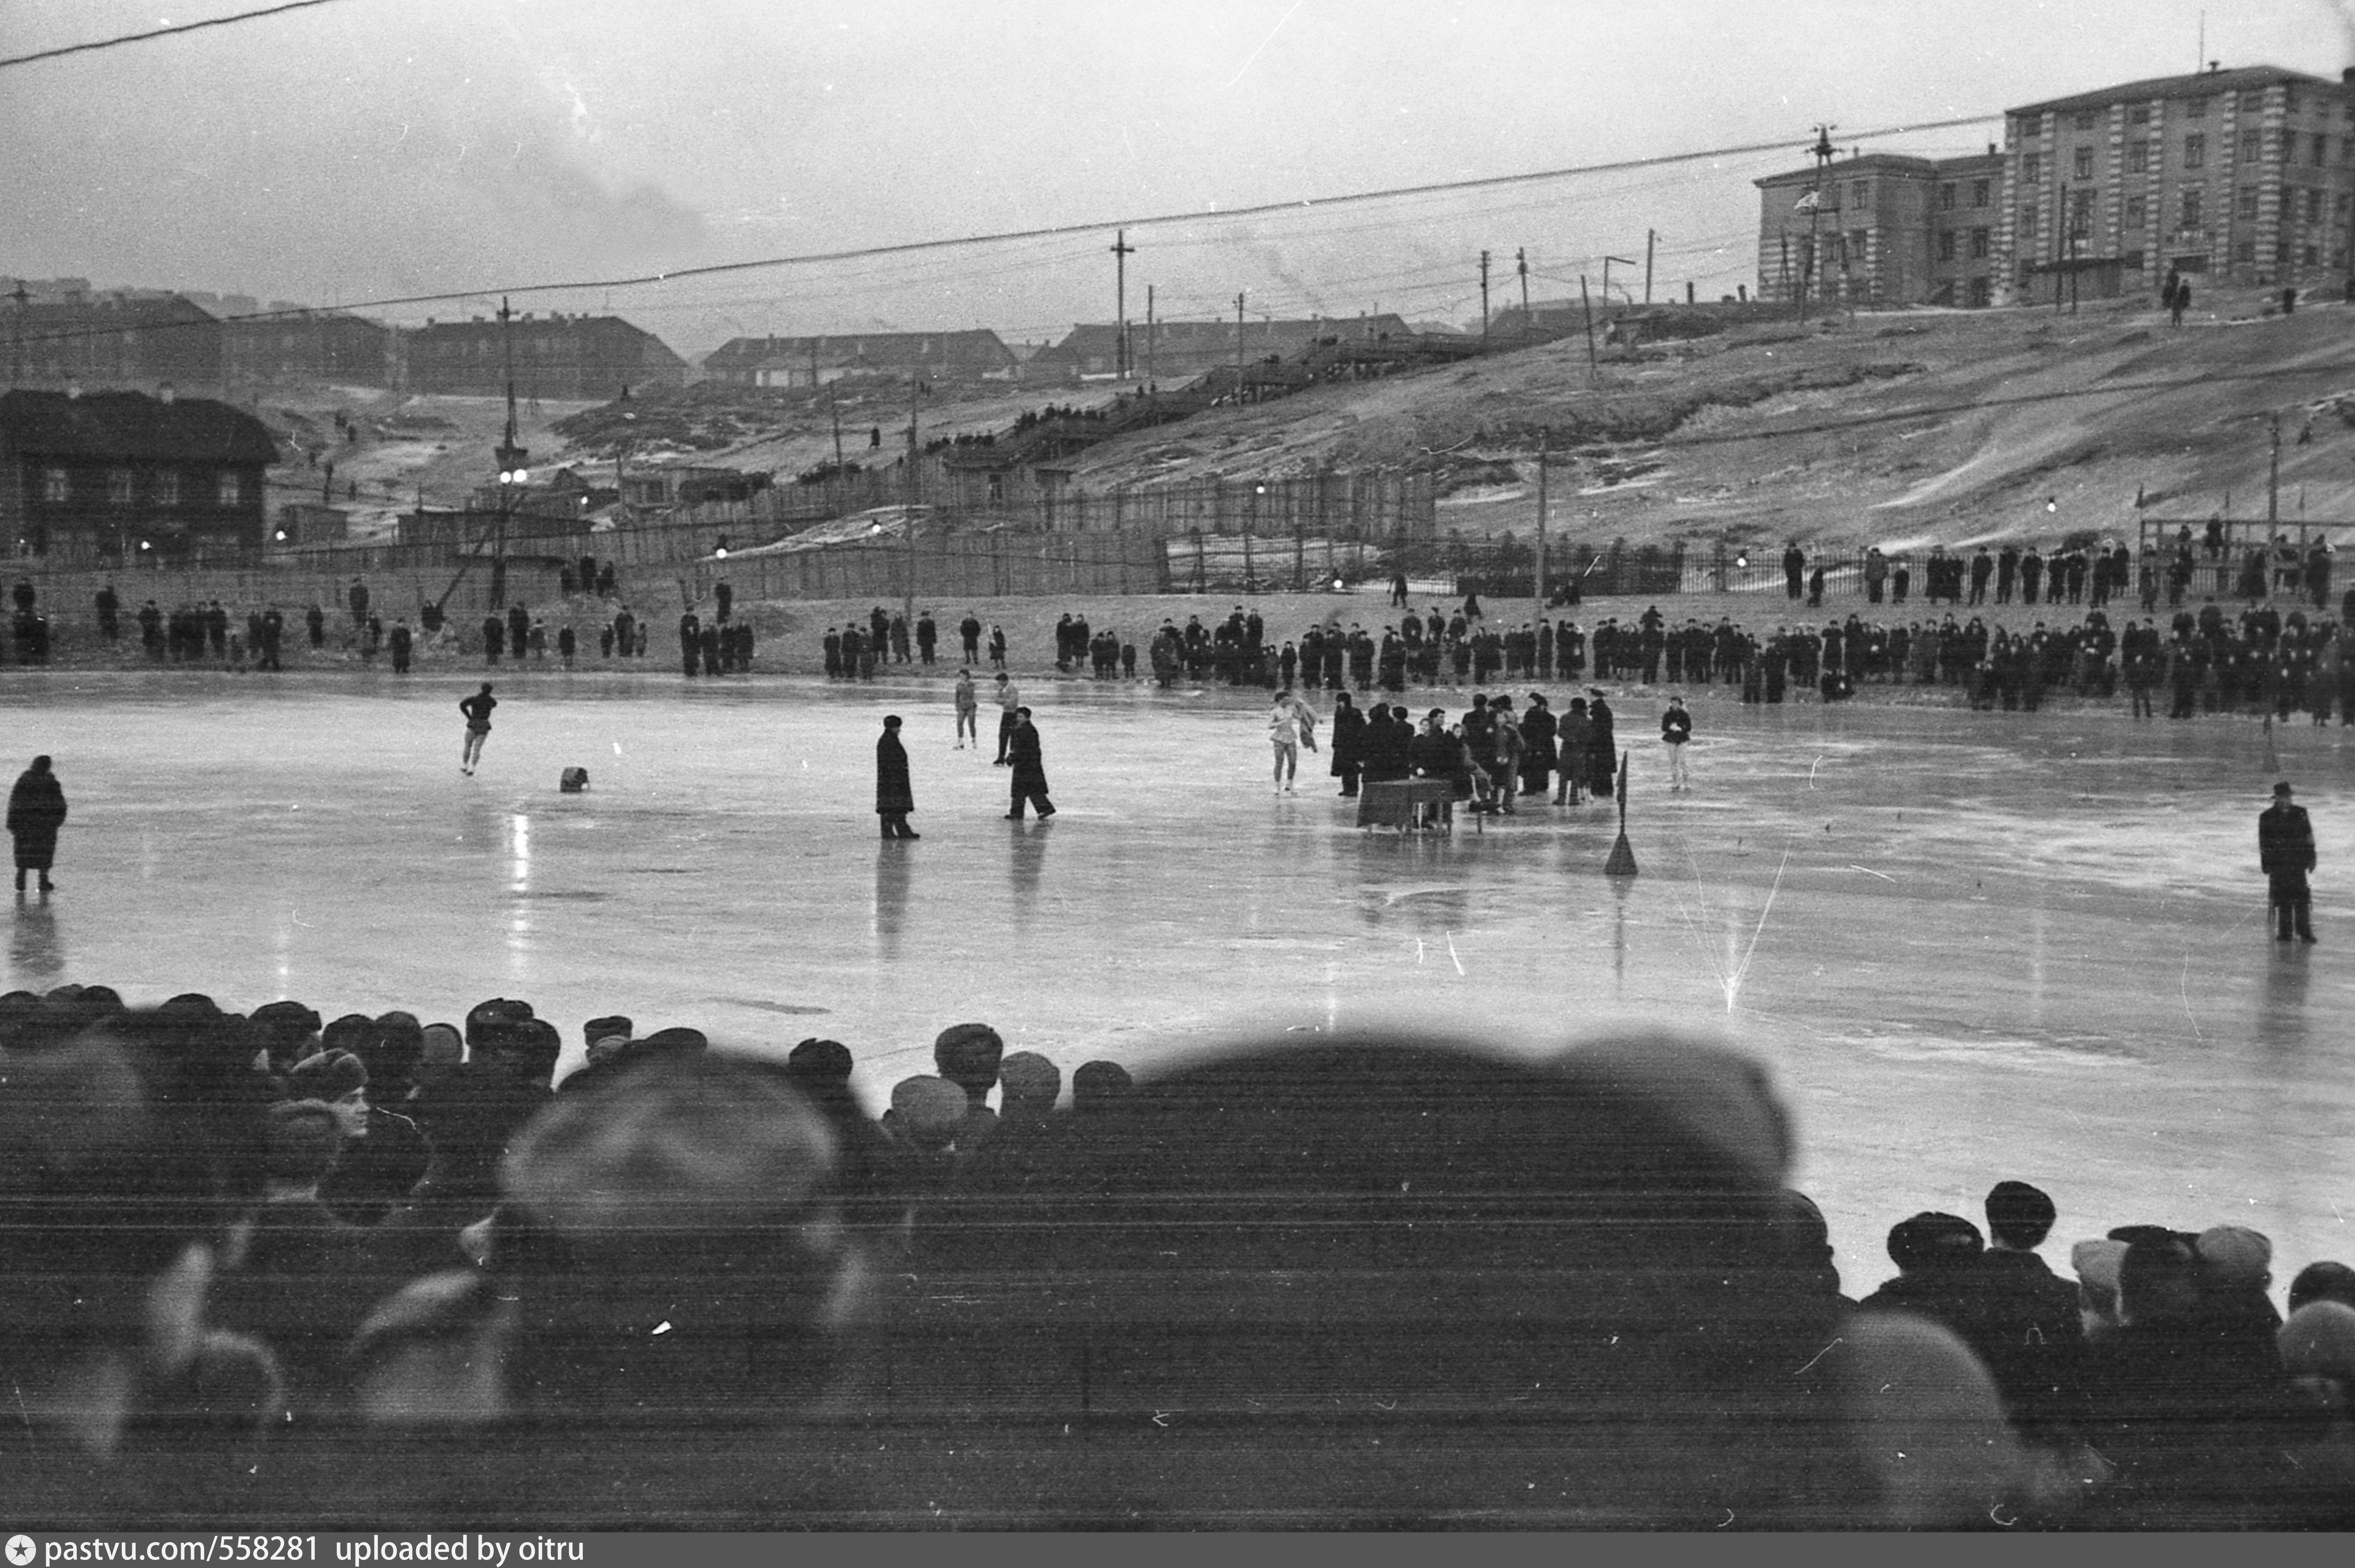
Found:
1755,154 -> 1941,188
1033,315 -> 1416,363
0,389 -> 280,465
2007,64 -> 2343,119
702,330 -> 1015,373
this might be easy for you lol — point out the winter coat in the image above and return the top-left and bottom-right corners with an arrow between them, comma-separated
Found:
7,766 -> 66,865
876,731 -> 915,815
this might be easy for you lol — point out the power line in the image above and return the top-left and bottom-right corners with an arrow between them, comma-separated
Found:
0,0 -> 351,70
8,110 -> 2006,351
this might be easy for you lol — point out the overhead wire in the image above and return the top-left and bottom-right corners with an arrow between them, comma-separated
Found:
0,0 -> 351,70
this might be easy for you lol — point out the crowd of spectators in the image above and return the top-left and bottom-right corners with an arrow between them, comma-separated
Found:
5,981 -> 2353,1528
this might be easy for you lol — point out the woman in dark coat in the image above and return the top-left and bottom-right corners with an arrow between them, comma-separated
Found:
1329,691 -> 1367,798
875,716 -> 918,839
1519,694 -> 1557,798
8,754 -> 67,893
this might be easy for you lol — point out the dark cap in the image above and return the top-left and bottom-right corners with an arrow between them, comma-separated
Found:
264,1100 -> 345,1182
287,1048 -> 367,1100
2275,781 -> 2295,797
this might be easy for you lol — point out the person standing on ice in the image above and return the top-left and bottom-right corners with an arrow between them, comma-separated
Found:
1661,695 -> 1693,791
2260,781 -> 2317,943
876,715 -> 919,840
459,684 -> 498,776
1268,690 -> 1315,794
8,755 -> 67,894
1005,708 -> 1055,822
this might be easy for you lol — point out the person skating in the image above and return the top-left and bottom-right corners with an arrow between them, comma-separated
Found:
459,684 -> 498,776
8,754 -> 67,894
993,673 -> 1022,764
953,668 -> 979,749
1005,708 -> 1055,821
876,715 -> 919,840
1661,695 -> 1693,791
2259,781 -> 2318,943
1268,690 -> 1316,794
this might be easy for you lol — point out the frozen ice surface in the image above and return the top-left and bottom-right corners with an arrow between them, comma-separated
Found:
5,667 -> 2354,1293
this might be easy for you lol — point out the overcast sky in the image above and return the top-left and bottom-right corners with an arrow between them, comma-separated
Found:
7,0 -> 2352,356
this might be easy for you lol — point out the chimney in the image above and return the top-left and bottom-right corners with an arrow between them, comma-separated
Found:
158,383 -> 175,404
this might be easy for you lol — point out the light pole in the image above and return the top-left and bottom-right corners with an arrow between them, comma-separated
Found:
492,297 -> 528,610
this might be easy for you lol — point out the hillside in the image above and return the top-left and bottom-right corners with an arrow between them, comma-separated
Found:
251,283 -> 2355,553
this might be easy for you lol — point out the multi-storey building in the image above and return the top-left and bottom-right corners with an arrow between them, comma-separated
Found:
401,312 -> 686,400
1999,64 -> 2355,303
1754,151 -> 2007,308
4,285 -> 226,392
700,330 -> 1018,387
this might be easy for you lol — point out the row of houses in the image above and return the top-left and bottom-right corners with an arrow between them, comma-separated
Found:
1755,63 -> 2355,308
4,284 -> 690,401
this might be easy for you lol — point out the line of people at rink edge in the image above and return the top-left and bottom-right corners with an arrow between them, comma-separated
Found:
1790,531 -> 2337,615
7,986 -> 2355,1532
822,606 -> 1009,678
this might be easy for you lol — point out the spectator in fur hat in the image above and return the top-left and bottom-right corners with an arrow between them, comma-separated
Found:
1973,1181 -> 2084,1434
415,1022 -> 464,1090
213,1102 -> 380,1399
320,1023 -> 432,1229
1071,1059 -> 1132,1113
2289,1260 -> 2355,1315
786,1037 -> 854,1088
249,998 -> 322,1072
1858,1214 -> 1997,1353
932,1022 -> 1003,1106
286,1049 -> 370,1140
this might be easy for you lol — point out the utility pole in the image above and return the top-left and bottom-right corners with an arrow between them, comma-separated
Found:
491,295 -> 527,611
1516,247 -> 1530,328
1145,284 -> 1156,386
1234,292 -> 1246,399
1578,274 -> 1599,384
820,342 -> 847,516
1534,434 -> 1548,612
1479,250 -> 1491,343
2055,181 -> 2068,313
1645,230 -> 1656,304
7,280 -> 28,388
2267,413 -> 2281,528
906,373 -> 922,503
1110,229 -> 1135,379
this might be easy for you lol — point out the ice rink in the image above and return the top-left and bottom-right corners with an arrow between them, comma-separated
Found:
5,666 -> 2353,1290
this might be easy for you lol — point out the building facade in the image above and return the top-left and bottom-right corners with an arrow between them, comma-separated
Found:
225,311 -> 395,387
700,330 -> 1018,388
0,388 -> 278,565
5,285 -> 226,392
1999,64 -> 2355,303
1029,315 -> 1417,381
401,313 -> 686,400
1755,151 -> 2007,308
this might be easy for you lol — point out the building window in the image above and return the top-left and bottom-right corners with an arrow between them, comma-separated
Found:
2242,90 -> 2267,113
2122,249 -> 2145,270
1972,178 -> 1990,207
2070,188 -> 2095,230
1851,179 -> 1870,205
2307,188 -> 2324,223
2020,206 -> 2039,238
2184,133 -> 2205,169
2317,133 -> 2331,166
2344,136 -> 2354,162
156,471 -> 180,507
2021,152 -> 2039,184
2237,240 -> 2256,263
1847,229 -> 1868,264
1939,182 -> 1956,211
1938,229 -> 1957,261
2338,191 -> 2352,219
41,468 -> 69,504
2187,96 -> 2209,119
2074,147 -> 2094,179
1968,276 -> 1992,307
2278,240 -> 2292,263
108,470 -> 134,506
1970,227 -> 1990,258
2283,88 -> 2298,115
2126,139 -> 2149,173
2125,194 -> 2147,227
2129,105 -> 2151,126
216,472 -> 246,507
2181,189 -> 2204,229
2074,110 -> 2097,131
2305,244 -> 2320,267
2238,186 -> 2261,221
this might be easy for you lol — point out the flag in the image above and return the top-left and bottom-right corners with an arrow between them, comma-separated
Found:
1793,189 -> 1821,213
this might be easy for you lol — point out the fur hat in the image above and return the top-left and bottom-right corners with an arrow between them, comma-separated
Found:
287,1048 -> 367,1100
888,1075 -> 971,1151
2196,1224 -> 2273,1287
264,1100 -> 344,1182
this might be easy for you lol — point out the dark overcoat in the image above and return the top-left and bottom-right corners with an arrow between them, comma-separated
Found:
876,732 -> 915,815
7,767 -> 67,867
1007,722 -> 1050,798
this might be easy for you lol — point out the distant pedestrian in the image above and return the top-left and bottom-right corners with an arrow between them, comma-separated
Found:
459,684 -> 497,776
876,716 -> 919,840
389,619 -> 413,674
7,754 -> 67,895
2259,781 -> 2317,943
993,673 -> 1021,764
1005,708 -> 1055,821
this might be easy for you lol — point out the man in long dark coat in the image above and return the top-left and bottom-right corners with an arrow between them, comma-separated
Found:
1586,692 -> 1617,799
876,715 -> 918,840
1005,708 -> 1055,822
2259,781 -> 2317,942
1329,691 -> 1368,798
8,754 -> 67,894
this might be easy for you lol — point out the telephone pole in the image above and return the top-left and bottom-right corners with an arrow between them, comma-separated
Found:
1534,434 -> 1549,611
1645,230 -> 1656,304
1234,292 -> 1246,398
1516,247 -> 1530,327
1110,229 -> 1135,379
1145,284 -> 1156,386
491,295 -> 527,611
1479,250 -> 1491,343
1578,275 -> 1599,384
